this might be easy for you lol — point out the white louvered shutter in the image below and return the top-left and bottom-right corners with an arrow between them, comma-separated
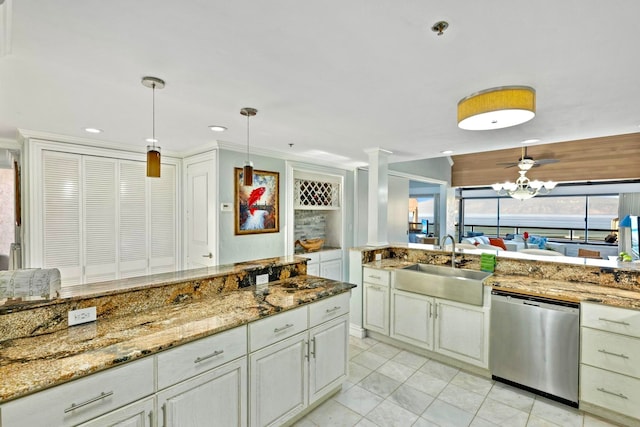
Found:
119,160 -> 148,278
42,151 -> 82,284
83,156 -> 117,283
149,163 -> 176,274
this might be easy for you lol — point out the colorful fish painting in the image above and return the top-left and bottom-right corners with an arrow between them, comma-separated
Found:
248,187 -> 266,215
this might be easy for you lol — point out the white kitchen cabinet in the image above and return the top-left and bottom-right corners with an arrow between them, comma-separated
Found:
76,397 -> 154,427
434,299 -> 489,368
363,267 -> 390,335
309,315 -> 349,404
157,357 -> 247,427
390,288 -> 433,349
249,294 -> 350,426
580,302 -> 640,422
303,249 -> 343,280
250,332 -> 308,427
0,358 -> 154,427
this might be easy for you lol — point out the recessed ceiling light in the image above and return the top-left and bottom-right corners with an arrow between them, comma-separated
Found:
521,138 -> 540,144
441,150 -> 454,154
84,128 -> 102,134
209,125 -> 227,132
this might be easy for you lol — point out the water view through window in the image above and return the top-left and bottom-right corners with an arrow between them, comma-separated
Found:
462,195 -> 619,243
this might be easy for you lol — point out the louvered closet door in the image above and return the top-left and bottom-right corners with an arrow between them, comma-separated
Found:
149,163 -> 176,274
42,151 -> 82,284
83,157 -> 118,282
119,160 -> 148,278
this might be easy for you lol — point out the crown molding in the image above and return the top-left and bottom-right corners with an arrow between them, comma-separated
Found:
18,129 -> 181,157
0,0 -> 12,58
212,140 -> 364,170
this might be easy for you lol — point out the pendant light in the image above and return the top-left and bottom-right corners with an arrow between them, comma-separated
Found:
142,76 -> 165,178
240,107 -> 257,186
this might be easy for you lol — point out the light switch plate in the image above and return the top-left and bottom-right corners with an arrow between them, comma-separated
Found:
68,307 -> 97,326
220,202 -> 233,212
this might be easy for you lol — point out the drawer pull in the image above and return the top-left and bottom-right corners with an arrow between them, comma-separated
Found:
598,317 -> 630,326
274,323 -> 294,333
194,349 -> 224,363
368,275 -> 381,280
64,391 -> 113,413
325,306 -> 341,313
598,349 -> 629,359
597,387 -> 628,400
369,287 -> 384,292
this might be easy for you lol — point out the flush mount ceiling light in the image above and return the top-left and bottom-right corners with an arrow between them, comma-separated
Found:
84,127 -> 102,134
240,107 -> 257,186
458,86 -> 535,130
492,147 -> 556,200
142,76 -> 165,178
209,125 -> 227,132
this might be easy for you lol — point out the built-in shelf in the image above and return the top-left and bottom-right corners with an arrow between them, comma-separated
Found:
294,179 -> 340,210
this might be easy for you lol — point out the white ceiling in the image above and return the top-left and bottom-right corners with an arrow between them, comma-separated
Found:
1,1 -> 640,168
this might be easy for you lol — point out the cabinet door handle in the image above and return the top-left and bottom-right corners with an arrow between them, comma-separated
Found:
311,337 -> 316,358
597,387 -> 628,399
429,302 -> 433,318
325,306 -> 341,313
194,349 -> 224,363
64,391 -> 114,413
434,304 -> 438,319
305,340 -> 309,360
274,323 -> 294,333
598,317 -> 630,326
598,349 -> 629,359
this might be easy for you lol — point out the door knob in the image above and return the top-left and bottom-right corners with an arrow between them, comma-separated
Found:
202,252 -> 213,258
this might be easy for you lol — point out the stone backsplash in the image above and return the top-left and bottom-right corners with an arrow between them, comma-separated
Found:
294,210 -> 327,241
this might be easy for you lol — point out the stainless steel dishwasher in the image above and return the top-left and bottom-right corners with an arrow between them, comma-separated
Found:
490,290 -> 580,407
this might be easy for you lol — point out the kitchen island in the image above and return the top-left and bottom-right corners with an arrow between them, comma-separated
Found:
0,256 -> 356,426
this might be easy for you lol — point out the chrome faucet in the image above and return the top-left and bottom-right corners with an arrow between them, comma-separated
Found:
441,234 -> 456,268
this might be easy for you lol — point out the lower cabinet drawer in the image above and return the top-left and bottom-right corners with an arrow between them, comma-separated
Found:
581,364 -> 640,420
582,327 -> 640,379
157,325 -> 247,390
249,306 -> 308,352
1,357 -> 154,427
309,293 -> 350,327
581,302 -> 640,338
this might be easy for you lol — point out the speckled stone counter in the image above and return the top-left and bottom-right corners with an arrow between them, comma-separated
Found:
0,257 -> 355,403
361,247 -> 640,310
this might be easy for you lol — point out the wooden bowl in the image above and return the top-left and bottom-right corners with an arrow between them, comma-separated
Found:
295,238 -> 325,252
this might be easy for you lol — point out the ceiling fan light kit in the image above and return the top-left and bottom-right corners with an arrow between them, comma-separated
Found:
492,147 -> 556,200
458,86 -> 536,130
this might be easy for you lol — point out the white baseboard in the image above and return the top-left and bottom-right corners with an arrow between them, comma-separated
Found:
349,324 -> 366,338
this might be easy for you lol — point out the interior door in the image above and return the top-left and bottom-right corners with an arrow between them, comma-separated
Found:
186,156 -> 216,269
387,175 -> 409,243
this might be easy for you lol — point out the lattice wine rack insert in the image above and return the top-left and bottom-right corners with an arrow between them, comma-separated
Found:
294,179 -> 340,208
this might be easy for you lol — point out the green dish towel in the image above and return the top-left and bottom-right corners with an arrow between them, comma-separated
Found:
480,253 -> 496,273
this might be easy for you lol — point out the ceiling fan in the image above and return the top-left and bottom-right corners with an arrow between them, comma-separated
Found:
497,147 -> 560,170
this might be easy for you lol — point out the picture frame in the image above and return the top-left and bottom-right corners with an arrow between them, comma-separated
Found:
234,168 -> 280,235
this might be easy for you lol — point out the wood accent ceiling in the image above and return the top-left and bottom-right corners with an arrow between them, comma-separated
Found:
451,133 -> 640,187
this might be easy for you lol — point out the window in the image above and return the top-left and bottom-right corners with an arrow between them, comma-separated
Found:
461,194 -> 619,244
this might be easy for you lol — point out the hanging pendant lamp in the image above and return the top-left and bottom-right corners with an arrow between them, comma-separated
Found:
240,107 -> 257,186
142,76 -> 165,178
458,86 -> 535,130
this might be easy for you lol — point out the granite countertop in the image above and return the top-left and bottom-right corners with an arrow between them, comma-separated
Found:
0,275 -> 355,403
363,258 -> 640,310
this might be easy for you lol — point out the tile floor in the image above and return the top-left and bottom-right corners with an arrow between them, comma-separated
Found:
295,336 -> 620,427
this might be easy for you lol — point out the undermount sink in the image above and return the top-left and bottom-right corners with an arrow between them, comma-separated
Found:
393,263 -> 492,306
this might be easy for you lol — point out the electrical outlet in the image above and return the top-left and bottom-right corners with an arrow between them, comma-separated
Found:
68,307 -> 97,326
375,253 -> 382,261
256,274 -> 269,294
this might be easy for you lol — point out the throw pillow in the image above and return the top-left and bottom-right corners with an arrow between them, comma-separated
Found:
489,237 -> 507,250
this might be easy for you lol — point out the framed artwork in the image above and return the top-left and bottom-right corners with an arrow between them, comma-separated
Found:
234,168 -> 280,235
